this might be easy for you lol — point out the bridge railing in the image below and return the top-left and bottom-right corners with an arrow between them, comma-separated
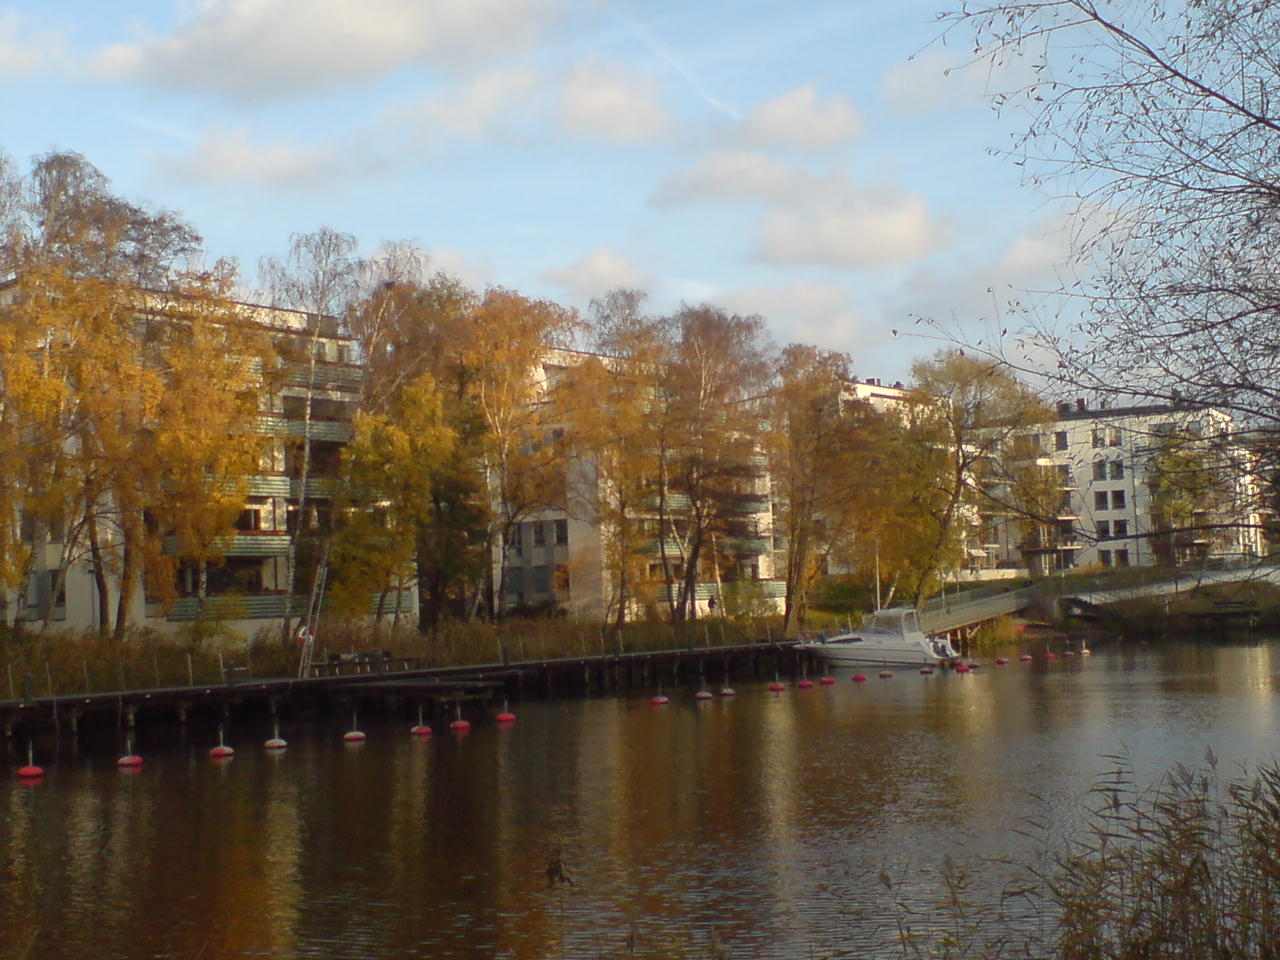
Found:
918,586 -> 1038,634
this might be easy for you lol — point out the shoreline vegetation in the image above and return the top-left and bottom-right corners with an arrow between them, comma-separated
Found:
3,572 -> 1280,698
892,756 -> 1280,960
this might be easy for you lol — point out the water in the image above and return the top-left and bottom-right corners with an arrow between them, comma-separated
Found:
3,642 -> 1279,958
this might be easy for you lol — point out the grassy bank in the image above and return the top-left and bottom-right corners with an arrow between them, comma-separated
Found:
1086,580 -> 1280,641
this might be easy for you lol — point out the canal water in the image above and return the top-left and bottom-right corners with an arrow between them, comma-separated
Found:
3,642 -> 1279,959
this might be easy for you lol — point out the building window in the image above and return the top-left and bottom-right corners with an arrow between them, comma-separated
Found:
1115,549 -> 1130,566
533,521 -> 546,547
555,519 -> 568,545
1097,520 -> 1111,539
1099,549 -> 1111,567
507,567 -> 524,594
1108,427 -> 1122,447
1057,464 -> 1073,486
1054,431 -> 1068,451
1111,490 -> 1126,510
1114,519 -> 1128,537
1095,491 -> 1109,511
510,524 -> 523,557
1110,461 -> 1124,480
1092,429 -> 1104,449
1093,461 -> 1107,481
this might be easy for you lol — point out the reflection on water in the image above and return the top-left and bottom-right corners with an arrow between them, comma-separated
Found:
2,642 -> 1278,958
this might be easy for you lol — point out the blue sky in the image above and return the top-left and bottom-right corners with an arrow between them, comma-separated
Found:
0,0 -> 1073,380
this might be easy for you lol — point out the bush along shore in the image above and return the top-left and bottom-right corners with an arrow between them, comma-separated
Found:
890,755 -> 1280,960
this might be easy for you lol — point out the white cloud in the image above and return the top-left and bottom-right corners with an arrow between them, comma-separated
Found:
157,129 -> 349,187
428,246 -> 496,290
654,152 -> 949,269
881,48 -> 1041,114
739,84 -> 862,150
92,0 -> 558,100
759,190 -> 948,268
714,281 -> 865,352
560,62 -> 672,144
388,68 -> 542,140
653,151 -> 806,205
0,11 -> 66,77
544,248 -> 647,301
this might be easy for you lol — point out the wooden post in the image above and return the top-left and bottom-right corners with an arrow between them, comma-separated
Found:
186,653 -> 194,687
8,662 -> 15,699
152,650 -> 160,686
83,662 -> 91,692
218,651 -> 226,684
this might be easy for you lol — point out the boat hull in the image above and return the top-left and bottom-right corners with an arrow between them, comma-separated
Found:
802,643 -> 947,667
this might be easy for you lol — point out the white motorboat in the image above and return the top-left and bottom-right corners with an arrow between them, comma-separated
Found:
799,608 -> 959,666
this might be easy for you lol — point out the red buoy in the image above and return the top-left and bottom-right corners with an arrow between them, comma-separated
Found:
694,690 -> 713,700
719,687 -> 736,697
1063,650 -> 1076,658
797,678 -> 815,689
994,657 -> 1009,666
852,674 -> 868,683
496,711 -> 517,723
17,764 -> 43,779
1046,652 -> 1058,661
879,671 -> 894,679
264,737 -> 288,750
209,745 -> 234,759
819,676 -> 836,686
117,754 -> 144,769
1019,654 -> 1033,662
343,730 -> 367,743
649,694 -> 670,705
410,724 -> 432,736
919,667 -> 934,675
450,718 -> 472,732
767,681 -> 786,692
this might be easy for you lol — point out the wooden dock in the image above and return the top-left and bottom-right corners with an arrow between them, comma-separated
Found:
2,641 -> 811,739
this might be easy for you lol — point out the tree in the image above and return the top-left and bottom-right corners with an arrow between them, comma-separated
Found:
941,0 -> 1280,457
462,288 -> 577,618
655,306 -> 773,623
906,351 -> 1052,604
767,346 -> 891,634
332,373 -> 457,627
260,227 -> 361,642
553,290 -> 666,634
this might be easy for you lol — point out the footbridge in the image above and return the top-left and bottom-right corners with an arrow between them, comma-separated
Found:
1046,563 -> 1280,609
917,585 -> 1039,635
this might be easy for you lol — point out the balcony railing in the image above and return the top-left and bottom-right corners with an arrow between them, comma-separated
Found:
283,362 -> 364,392
164,590 -> 413,622
256,415 -> 353,442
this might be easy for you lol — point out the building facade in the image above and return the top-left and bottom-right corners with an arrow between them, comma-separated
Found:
982,400 -> 1265,574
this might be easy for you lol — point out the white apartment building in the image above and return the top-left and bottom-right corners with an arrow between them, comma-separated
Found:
983,400 -> 1265,574
500,349 -> 784,622
3,290 -> 412,637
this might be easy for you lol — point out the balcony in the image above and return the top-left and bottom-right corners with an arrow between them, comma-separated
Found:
214,533 -> 292,557
283,362 -> 364,392
164,590 -> 413,622
724,538 -> 771,556
256,415 -> 353,442
291,477 -> 336,499
164,531 -> 292,557
246,474 -> 291,497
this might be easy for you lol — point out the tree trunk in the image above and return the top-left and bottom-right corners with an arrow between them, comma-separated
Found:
281,334 -> 320,644
113,517 -> 138,644
86,508 -> 111,637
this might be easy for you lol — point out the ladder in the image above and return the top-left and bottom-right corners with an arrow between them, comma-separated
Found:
296,541 -> 330,679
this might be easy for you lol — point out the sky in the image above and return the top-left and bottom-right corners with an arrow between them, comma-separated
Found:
0,0 -> 1076,382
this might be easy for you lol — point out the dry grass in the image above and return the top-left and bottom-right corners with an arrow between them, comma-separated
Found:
892,754 -> 1280,959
